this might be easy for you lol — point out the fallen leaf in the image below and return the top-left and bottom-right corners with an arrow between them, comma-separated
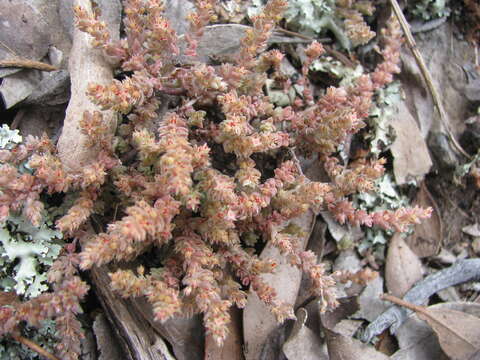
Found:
243,210 -> 315,360
320,211 -> 363,245
205,307 -> 243,360
375,330 -> 398,357
320,296 -> 359,328
93,313 -> 125,360
352,276 -> 390,322
282,308 -> 327,360
295,220 -> 328,308
462,223 -> 480,237
393,302 -> 480,360
383,295 -> 480,360
324,328 -> 390,360
389,101 -> 432,185
386,234 -> 424,298
132,297 -> 204,360
405,182 -> 442,258
399,22 -> 471,142
319,296 -> 388,360
332,249 -> 363,298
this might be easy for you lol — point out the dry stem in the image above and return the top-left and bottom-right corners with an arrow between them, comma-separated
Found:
11,334 -> 60,360
0,58 -> 58,72
389,0 -> 471,159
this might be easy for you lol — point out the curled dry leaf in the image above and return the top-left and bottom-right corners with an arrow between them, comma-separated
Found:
320,296 -> 360,336
386,233 -> 424,298
393,302 -> 480,360
92,313 -> 124,360
383,294 -> 480,360
389,102 -> 432,185
324,329 -> 391,360
243,210 -> 315,360
320,296 -> 388,360
282,308 -> 327,360
405,182 -> 442,258
352,276 -> 390,322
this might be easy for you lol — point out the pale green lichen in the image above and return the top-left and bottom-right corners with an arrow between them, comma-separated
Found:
368,81 -> 402,155
0,125 -> 63,298
0,124 -> 22,149
0,216 -> 62,298
409,0 -> 450,20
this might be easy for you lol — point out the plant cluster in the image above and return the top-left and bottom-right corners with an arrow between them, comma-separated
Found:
0,0 -> 431,357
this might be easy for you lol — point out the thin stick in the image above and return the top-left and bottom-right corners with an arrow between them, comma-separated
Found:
0,58 -> 58,72
0,39 -> 18,57
11,334 -> 61,360
275,27 -> 356,68
275,27 -> 329,42
389,0 -> 471,159
381,293 -> 423,313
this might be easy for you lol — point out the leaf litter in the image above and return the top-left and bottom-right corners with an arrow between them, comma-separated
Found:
383,295 -> 480,360
3,0 -> 480,359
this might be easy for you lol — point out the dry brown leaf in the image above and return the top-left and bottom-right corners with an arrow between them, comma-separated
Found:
392,303 -> 480,360
352,276 -> 390,322
243,210 -> 315,360
383,295 -> 480,360
389,101 -> 432,185
283,308 -> 327,360
405,182 -> 442,258
386,233 -> 424,298
205,307 -> 243,360
324,328 -> 390,360
320,296 -> 389,360
92,313 -> 125,360
399,22 -> 471,141
320,296 -> 359,332
375,330 -> 397,357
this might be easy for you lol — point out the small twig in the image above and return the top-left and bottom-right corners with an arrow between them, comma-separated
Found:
0,39 -> 18,57
389,0 -> 471,159
288,148 -> 304,176
0,58 -> 58,72
11,334 -> 60,360
323,44 -> 357,69
362,258 -> 480,342
381,294 -> 423,312
274,27 -> 329,43
274,27 -> 356,68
